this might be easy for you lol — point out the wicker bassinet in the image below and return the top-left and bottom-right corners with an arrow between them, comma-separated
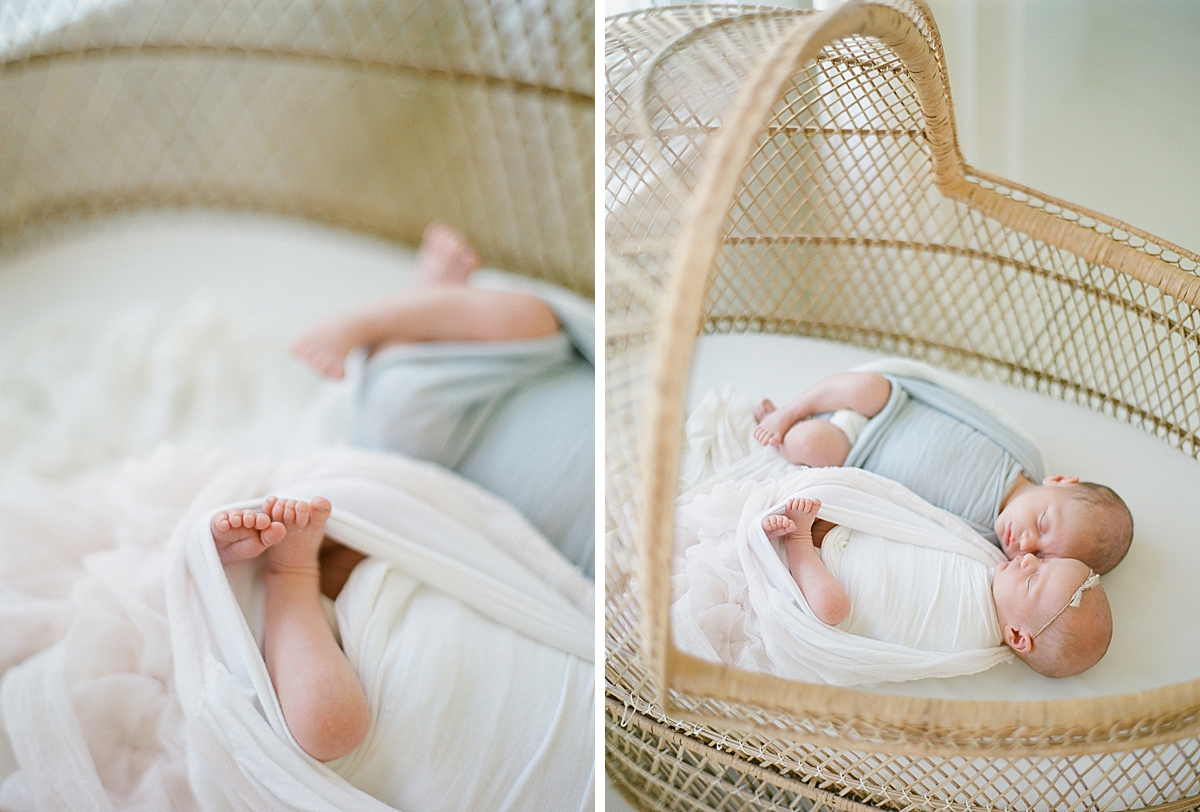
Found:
0,0 -> 594,296
605,2 -> 1200,810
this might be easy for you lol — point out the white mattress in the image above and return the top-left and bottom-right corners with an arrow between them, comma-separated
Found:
686,333 -> 1200,701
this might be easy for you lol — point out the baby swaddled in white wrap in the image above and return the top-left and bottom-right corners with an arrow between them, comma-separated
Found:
672,466 -> 1112,686
0,446 -> 593,812
182,457 -> 596,812
817,524 -> 1002,654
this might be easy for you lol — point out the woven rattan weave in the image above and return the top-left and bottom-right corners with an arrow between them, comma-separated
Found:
606,1 -> 1200,809
0,0 -> 594,295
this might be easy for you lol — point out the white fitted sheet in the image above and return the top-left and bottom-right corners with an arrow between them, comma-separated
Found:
686,333 -> 1200,701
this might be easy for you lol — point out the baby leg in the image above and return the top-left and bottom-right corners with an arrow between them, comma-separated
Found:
753,372 -> 890,447
778,498 -> 850,626
779,419 -> 852,467
260,497 -> 370,762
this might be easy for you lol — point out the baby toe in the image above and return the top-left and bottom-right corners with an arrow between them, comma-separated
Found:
309,497 -> 332,526
261,522 -> 286,547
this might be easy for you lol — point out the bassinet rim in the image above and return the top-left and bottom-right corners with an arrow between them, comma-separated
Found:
625,0 -> 1200,757
665,650 -> 1200,758
2,45 -> 593,104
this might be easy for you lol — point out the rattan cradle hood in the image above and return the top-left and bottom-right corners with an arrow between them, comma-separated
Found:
0,0 -> 594,296
606,1 -> 1200,809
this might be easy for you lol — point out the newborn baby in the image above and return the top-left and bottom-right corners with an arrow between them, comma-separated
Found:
763,498 -> 1112,678
752,369 -> 1133,574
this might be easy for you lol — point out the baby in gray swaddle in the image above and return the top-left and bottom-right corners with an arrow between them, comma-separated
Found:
753,371 -> 1133,575
763,497 -> 1112,678
292,223 -> 595,577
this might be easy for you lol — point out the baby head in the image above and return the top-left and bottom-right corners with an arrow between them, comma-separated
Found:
992,554 -> 1112,677
994,475 -> 1133,575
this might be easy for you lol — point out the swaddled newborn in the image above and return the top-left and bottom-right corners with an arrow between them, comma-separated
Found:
764,498 -> 1112,678
815,522 -> 1001,653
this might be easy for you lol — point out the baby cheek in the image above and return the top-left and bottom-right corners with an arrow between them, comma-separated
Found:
991,582 -> 1017,620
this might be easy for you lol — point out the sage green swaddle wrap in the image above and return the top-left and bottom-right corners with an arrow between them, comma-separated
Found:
843,361 -> 1046,546
354,271 -> 595,576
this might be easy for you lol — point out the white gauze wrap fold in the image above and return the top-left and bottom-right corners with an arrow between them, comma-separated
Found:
672,466 -> 1012,687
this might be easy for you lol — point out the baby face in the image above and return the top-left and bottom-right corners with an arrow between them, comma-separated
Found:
991,552 -> 1092,634
994,482 -> 1089,561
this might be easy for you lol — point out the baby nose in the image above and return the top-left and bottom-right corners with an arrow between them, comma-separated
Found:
1018,532 -> 1038,552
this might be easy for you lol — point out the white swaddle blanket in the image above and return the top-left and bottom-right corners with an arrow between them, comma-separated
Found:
672,466 -> 1013,686
819,526 -> 1002,652
0,445 -> 593,812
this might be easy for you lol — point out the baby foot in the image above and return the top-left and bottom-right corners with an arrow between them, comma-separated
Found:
754,403 -> 794,447
762,513 -> 796,539
754,398 -> 776,423
212,507 -> 286,565
262,496 -> 334,576
291,311 -> 371,379
416,222 -> 480,286
784,498 -> 821,534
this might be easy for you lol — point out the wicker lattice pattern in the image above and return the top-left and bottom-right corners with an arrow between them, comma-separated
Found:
607,696 -> 1200,812
606,699 -> 884,812
606,3 -> 1200,810
0,0 -> 594,295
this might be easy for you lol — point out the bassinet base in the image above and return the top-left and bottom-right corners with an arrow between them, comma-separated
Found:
607,700 -> 877,812
606,701 -> 1200,812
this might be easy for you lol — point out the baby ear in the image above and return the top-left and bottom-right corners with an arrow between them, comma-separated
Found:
1043,474 -> 1080,486
1004,624 -> 1033,653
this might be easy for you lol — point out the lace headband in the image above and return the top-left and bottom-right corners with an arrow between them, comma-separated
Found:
1033,570 -> 1100,639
